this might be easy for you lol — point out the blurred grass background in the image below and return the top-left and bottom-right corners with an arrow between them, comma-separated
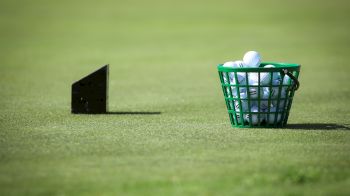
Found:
0,0 -> 350,195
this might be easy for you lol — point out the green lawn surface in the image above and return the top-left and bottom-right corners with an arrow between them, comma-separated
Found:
1,0 -> 350,195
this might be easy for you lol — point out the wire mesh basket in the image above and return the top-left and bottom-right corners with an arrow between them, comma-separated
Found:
217,62 -> 300,128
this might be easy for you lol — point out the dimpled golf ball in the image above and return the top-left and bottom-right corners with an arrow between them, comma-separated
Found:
233,91 -> 248,111
222,72 -> 246,97
264,65 -> 282,82
260,72 -> 271,85
231,72 -> 246,85
273,99 -> 288,111
283,74 -> 292,85
231,77 -> 246,98
246,85 -> 265,99
222,61 -> 247,84
222,73 -> 229,84
264,64 -> 275,69
223,60 -> 245,68
235,113 -> 242,123
270,79 -> 288,98
233,60 -> 245,68
244,105 -> 264,125
277,100 -> 286,110
248,71 -> 271,86
222,61 -> 243,84
243,51 -> 261,67
247,87 -> 257,99
234,100 -> 240,111
259,87 -> 271,110
250,100 -> 267,113
267,107 -> 282,124
248,72 -> 259,84
234,99 -> 249,112
230,71 -> 247,98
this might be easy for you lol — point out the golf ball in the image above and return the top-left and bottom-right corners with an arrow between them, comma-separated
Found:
223,60 -> 245,68
248,72 -> 271,86
222,71 -> 246,98
231,72 -> 246,85
244,105 -> 264,125
264,65 -> 282,82
234,99 -> 249,112
270,79 -> 287,98
235,113 -> 243,124
273,99 -> 289,111
266,107 -> 282,124
264,64 -> 275,69
260,87 -> 271,111
248,72 -> 259,84
243,51 -> 261,67
283,74 -> 292,85
234,91 -> 248,109
260,72 -> 271,85
230,72 -> 247,98
222,61 -> 245,85
246,85 -> 265,99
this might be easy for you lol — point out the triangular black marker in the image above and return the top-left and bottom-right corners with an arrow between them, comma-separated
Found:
71,65 -> 109,114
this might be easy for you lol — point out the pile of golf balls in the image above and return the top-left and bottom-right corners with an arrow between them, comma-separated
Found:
222,51 -> 292,125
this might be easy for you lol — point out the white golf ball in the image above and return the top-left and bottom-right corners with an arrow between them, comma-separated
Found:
266,107 -> 282,124
233,100 -> 241,111
230,76 -> 247,98
223,60 -> 245,68
246,85 -> 264,99
248,88 -> 272,116
231,72 -> 246,85
243,51 -> 261,67
223,61 -> 234,68
283,74 -> 292,85
264,64 -> 275,68
264,65 -> 282,82
248,72 -> 271,86
224,84 -> 235,97
250,100 -> 267,114
264,64 -> 281,81
230,71 -> 247,98
234,99 -> 249,112
273,99 -> 289,111
244,105 -> 264,125
271,95 -> 288,107
260,72 -> 271,85
248,72 -> 259,84
222,72 -> 246,98
270,79 -> 287,98
259,87 -> 271,111
235,113 -> 243,124
233,90 -> 248,109
227,102 -> 233,111
239,91 -> 250,113
222,71 -> 246,86
239,90 -> 248,99
234,60 -> 245,68
222,61 -> 245,85
222,72 -> 230,84
265,79 -> 287,107
232,86 -> 248,97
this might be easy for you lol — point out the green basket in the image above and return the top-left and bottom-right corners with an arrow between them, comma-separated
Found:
217,62 -> 301,128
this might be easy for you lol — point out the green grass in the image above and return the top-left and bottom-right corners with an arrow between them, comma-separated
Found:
1,0 -> 350,195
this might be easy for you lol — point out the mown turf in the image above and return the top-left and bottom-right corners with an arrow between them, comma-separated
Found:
1,0 -> 350,195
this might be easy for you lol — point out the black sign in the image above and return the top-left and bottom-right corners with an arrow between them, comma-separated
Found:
71,65 -> 109,114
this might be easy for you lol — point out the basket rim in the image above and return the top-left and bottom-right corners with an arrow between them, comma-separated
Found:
217,62 -> 301,72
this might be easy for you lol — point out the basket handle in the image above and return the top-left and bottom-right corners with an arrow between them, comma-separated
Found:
282,69 -> 300,91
